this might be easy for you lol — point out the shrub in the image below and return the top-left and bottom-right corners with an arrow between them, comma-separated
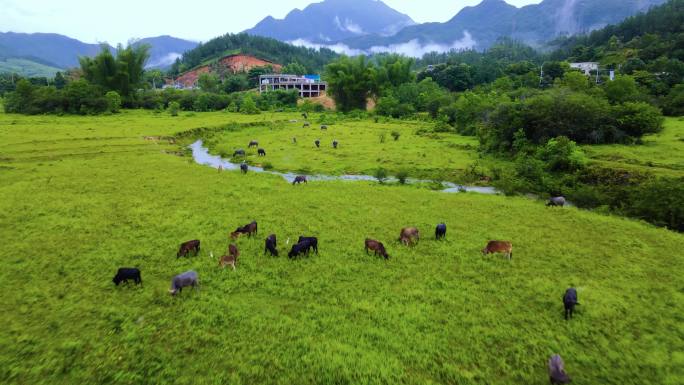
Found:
613,102 -> 664,137
240,95 -> 260,115
168,101 -> 180,117
391,131 -> 400,141
374,168 -> 388,184
262,162 -> 274,170
396,170 -> 409,184
105,91 -> 121,113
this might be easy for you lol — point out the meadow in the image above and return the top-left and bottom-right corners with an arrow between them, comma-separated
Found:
0,109 -> 683,385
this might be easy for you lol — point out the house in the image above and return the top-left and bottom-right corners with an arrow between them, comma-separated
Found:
259,74 -> 328,98
569,62 -> 599,76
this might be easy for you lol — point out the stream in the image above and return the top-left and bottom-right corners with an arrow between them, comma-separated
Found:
190,140 -> 499,195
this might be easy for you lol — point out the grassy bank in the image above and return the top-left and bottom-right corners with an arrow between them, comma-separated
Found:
0,109 -> 682,384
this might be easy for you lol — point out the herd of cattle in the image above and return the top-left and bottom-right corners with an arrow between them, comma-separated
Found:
112,216 -> 577,383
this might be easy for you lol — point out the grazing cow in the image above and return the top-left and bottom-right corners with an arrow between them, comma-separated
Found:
248,140 -> 259,148
168,270 -> 199,295
240,163 -> 248,174
482,240 -> 513,259
297,236 -> 319,254
399,227 -> 420,246
303,122 -> 310,128
563,288 -> 579,320
231,221 -> 258,239
219,244 -> 239,270
265,234 -> 278,256
321,125 -> 328,130
233,149 -> 245,157
293,175 -> 308,185
332,140 -> 338,149
177,239 -> 200,258
302,112 -> 308,119
314,139 -> 320,148
288,240 -> 311,259
435,223 -> 447,240
258,148 -> 266,156
112,268 -> 142,286
547,196 -> 566,207
548,355 -> 571,384
365,239 -> 389,259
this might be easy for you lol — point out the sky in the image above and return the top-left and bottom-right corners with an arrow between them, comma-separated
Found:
0,0 -> 543,45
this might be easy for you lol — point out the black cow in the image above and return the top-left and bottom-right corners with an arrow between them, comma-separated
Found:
177,240 -> 200,258
258,148 -> 266,156
248,140 -> 259,148
240,163 -> 248,174
293,175 -> 307,185
265,234 -> 278,256
298,236 -> 319,254
112,268 -> 142,286
233,149 -> 245,157
314,139 -> 320,148
547,196 -> 567,207
303,122 -> 310,128
288,240 -> 311,259
563,288 -> 579,320
435,223 -> 447,240
332,140 -> 338,149
321,125 -> 328,130
302,112 -> 308,119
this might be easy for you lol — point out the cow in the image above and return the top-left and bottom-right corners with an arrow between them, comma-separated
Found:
482,240 -> 513,259
303,122 -> 310,128
302,112 -> 308,119
563,288 -> 579,320
435,223 -> 447,240
332,140 -> 338,149
288,240 -> 312,259
219,244 -> 239,270
240,163 -> 248,174
314,139 -> 320,148
547,196 -> 566,207
231,221 -> 258,239
297,236 -> 318,254
233,149 -> 245,157
248,140 -> 259,148
321,125 -> 328,130
365,239 -> 389,259
548,355 -> 571,384
177,239 -> 200,258
169,270 -> 199,295
399,227 -> 420,246
258,148 -> 266,156
293,175 -> 308,185
265,234 -> 278,257
112,268 -> 142,286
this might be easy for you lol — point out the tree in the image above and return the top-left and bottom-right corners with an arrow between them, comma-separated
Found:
223,74 -> 249,93
371,54 -> 414,94
145,69 -> 164,89
325,56 -> 374,112
603,75 -> 641,104
79,44 -> 150,99
168,101 -> 180,116
282,62 -> 307,75
54,72 -> 66,89
240,95 -> 259,114
198,73 -> 220,93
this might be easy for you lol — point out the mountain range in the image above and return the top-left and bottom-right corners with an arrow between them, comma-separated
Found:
246,0 -> 668,55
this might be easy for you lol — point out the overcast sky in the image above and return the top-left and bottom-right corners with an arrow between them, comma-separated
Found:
0,0 -> 543,45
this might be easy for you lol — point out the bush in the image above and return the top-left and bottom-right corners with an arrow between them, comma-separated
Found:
535,136 -> 587,173
613,102 -> 664,137
240,95 -> 259,115
374,168 -> 388,184
391,131 -> 400,141
396,170 -> 409,184
105,91 -> 121,113
168,101 -> 180,116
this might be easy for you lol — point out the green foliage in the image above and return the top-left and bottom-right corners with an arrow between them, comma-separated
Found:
396,169 -> 409,184
371,54 -> 415,93
374,167 -> 388,183
535,136 -> 587,172
390,131 -> 400,141
612,102 -> 665,137
223,74 -> 249,93
603,75 -> 641,104
54,72 -> 66,90
662,84 -> 684,116
168,101 -> 180,116
104,91 -> 121,113
627,176 -> 684,231
240,95 -> 259,114
79,44 -> 150,100
247,65 -> 273,88
197,73 -> 220,93
325,56 -> 374,112
282,62 -> 307,76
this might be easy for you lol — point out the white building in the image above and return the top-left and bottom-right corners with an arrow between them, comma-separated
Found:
569,62 -> 599,75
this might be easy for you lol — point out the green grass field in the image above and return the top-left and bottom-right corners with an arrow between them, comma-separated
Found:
1,109 -> 683,385
582,117 -> 684,177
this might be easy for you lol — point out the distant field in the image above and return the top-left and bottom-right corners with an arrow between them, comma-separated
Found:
0,109 -> 683,385
583,117 -> 684,177
205,119 -> 484,182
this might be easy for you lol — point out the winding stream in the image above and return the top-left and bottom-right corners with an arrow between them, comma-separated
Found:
190,140 -> 499,195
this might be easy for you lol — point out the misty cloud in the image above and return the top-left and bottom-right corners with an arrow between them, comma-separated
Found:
289,31 -> 476,58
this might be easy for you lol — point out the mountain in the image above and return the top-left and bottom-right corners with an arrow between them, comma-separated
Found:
306,0 -> 669,55
244,0 -> 415,44
132,35 -> 198,69
0,32 -> 198,75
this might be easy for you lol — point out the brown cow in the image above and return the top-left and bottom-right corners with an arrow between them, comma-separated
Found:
399,227 -> 419,246
230,221 -> 258,239
482,240 -> 513,259
365,239 -> 389,259
219,244 -> 239,270
177,240 -> 200,258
